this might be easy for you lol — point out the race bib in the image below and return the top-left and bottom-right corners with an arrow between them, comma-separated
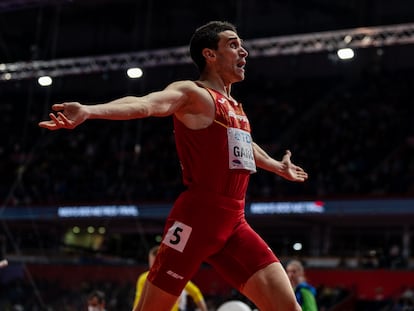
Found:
162,221 -> 192,252
227,127 -> 256,173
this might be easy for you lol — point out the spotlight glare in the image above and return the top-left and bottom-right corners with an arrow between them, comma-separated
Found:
293,242 -> 303,251
38,75 -> 53,86
337,48 -> 354,60
127,67 -> 143,79
344,35 -> 352,44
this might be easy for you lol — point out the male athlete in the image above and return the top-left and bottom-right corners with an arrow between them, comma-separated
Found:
40,21 -> 307,311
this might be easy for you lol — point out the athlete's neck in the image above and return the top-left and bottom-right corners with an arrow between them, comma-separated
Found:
196,79 -> 233,99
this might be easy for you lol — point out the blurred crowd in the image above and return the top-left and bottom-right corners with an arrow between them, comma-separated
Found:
0,278 -> 132,311
0,276 -> 351,311
1,68 -> 413,207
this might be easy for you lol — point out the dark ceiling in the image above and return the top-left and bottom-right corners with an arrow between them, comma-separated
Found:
0,0 -> 413,97
1,0 -> 414,63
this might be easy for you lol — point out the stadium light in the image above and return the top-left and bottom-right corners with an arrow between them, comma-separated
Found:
337,48 -> 355,60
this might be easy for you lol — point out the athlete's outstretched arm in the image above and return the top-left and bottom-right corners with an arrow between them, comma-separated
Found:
38,81 -> 191,130
253,142 -> 308,182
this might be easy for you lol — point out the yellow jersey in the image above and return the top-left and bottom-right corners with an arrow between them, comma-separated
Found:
133,271 -> 205,311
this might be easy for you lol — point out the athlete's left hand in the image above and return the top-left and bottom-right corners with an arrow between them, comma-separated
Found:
279,150 -> 308,182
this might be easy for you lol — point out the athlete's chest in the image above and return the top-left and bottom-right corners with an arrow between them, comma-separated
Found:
215,97 -> 251,131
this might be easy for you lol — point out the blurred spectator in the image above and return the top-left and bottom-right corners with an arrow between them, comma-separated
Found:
390,287 -> 414,311
286,259 -> 318,311
1,67 -> 414,205
87,289 -> 106,311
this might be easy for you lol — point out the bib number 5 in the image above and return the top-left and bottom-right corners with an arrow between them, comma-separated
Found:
162,221 -> 192,252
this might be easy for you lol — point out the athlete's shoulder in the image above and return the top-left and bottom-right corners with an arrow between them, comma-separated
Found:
167,80 -> 213,107
166,80 -> 201,92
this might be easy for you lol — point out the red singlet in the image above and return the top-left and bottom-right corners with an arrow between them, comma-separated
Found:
147,84 -> 278,296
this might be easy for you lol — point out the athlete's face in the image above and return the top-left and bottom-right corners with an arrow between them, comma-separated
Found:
286,263 -> 302,287
213,30 -> 248,83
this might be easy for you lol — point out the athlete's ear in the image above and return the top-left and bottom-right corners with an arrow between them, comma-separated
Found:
202,48 -> 215,60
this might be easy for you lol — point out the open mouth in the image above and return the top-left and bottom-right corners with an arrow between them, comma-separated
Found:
237,61 -> 246,68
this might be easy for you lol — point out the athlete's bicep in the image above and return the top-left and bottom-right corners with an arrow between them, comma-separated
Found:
144,80 -> 207,117
143,87 -> 188,117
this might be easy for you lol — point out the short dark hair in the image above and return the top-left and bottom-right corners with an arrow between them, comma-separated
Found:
189,21 -> 237,72
88,290 -> 105,304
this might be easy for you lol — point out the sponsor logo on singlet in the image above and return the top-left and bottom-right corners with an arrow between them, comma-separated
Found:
218,97 -> 226,104
228,110 -> 248,123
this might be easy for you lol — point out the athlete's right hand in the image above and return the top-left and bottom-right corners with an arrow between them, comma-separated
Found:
38,102 -> 88,130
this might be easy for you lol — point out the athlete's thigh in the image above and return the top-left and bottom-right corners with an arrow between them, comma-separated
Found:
242,262 -> 301,311
147,222 -> 206,296
207,219 -> 278,290
148,191 -> 241,295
